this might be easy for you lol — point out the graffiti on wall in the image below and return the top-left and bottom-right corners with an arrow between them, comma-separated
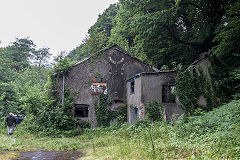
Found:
90,83 -> 107,95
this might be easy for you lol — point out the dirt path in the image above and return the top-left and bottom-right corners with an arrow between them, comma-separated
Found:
12,151 -> 83,160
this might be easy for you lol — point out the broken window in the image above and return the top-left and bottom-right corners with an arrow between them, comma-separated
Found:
162,85 -> 176,103
130,81 -> 135,94
75,104 -> 89,117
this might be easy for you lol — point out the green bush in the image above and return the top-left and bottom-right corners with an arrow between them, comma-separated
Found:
175,100 -> 240,158
79,121 -> 91,129
146,100 -> 163,121
95,94 -> 127,127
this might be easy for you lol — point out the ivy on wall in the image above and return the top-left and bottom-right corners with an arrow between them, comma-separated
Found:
95,94 -> 127,127
176,69 -> 198,115
176,67 -> 218,115
146,101 -> 163,122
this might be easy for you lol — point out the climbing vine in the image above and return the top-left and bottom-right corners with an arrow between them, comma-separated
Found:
176,69 -> 198,115
95,94 -> 127,127
176,67 -> 218,115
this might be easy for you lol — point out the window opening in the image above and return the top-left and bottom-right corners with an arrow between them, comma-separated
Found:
75,104 -> 89,117
162,85 -> 176,103
130,81 -> 135,94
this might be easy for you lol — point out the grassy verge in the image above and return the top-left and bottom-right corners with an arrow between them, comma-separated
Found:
0,100 -> 240,159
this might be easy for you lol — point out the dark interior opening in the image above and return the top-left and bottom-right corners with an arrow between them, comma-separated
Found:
130,81 -> 135,94
75,104 -> 89,117
162,85 -> 176,103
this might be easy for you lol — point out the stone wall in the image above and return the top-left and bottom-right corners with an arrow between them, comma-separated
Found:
58,45 -> 156,127
126,71 -> 184,123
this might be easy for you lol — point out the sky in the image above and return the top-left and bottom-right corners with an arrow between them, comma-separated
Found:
0,0 -> 119,56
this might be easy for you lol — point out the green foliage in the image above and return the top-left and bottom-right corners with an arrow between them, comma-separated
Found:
95,94 -> 127,127
176,67 -> 218,115
53,57 -> 73,76
4,38 -> 35,71
78,121 -> 91,129
95,94 -> 112,127
0,100 -> 239,159
0,82 -> 19,116
177,100 -> 240,138
0,40 -> 77,136
108,0 -> 225,68
67,0 -> 232,71
146,101 -> 163,122
176,69 -> 198,115
32,87 -> 79,137
31,47 -> 51,67
0,38 -> 51,71
84,100 -> 240,159
0,38 -> 50,120
19,57 -> 79,137
211,0 -> 240,102
115,103 -> 127,124
175,100 -> 240,158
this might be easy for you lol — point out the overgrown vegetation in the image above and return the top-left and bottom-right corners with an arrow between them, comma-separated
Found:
210,0 -> 240,102
0,0 -> 240,159
176,67 -> 219,115
29,57 -> 79,137
1,100 -> 239,159
95,94 -> 127,127
0,38 -> 50,133
0,38 -> 80,137
145,101 -> 163,122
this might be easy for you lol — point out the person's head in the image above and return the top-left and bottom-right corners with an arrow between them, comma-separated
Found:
9,113 -> 13,117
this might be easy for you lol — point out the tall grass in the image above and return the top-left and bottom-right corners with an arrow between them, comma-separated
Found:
0,100 -> 239,159
78,100 -> 240,159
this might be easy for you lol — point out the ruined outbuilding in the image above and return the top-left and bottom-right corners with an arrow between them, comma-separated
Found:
125,52 -> 212,123
58,45 -> 158,127
126,71 -> 184,123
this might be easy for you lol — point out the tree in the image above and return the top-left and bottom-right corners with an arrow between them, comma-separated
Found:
2,38 -> 36,71
0,38 -> 50,118
211,0 -> 240,101
110,0 -> 228,68
31,47 -> 51,67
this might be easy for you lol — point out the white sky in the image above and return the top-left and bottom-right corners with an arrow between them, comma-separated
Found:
0,0 -> 119,56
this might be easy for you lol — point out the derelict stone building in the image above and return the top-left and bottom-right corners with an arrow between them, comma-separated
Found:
126,71 -> 184,123
58,45 -> 158,127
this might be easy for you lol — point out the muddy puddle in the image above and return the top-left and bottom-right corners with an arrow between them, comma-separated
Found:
12,151 -> 83,160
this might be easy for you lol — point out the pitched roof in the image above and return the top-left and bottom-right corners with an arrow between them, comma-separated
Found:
73,45 -> 159,72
